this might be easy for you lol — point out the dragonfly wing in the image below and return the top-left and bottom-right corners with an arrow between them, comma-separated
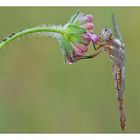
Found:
112,14 -> 126,130
112,13 -> 123,43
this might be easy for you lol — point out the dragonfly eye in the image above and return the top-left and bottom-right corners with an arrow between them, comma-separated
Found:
101,28 -> 112,41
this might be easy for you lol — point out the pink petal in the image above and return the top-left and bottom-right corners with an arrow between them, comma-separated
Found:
82,23 -> 94,30
82,34 -> 91,45
85,15 -> 93,22
66,54 -> 74,64
78,45 -> 88,52
86,32 -> 99,43
73,48 -> 84,56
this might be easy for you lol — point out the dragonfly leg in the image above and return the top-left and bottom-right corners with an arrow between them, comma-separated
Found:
79,47 -> 104,60
93,44 -> 103,51
93,44 -> 97,50
93,41 -> 107,50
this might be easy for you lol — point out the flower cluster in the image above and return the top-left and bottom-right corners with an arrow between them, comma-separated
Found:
59,11 -> 99,64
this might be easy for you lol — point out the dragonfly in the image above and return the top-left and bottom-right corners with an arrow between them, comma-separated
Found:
80,14 -> 126,130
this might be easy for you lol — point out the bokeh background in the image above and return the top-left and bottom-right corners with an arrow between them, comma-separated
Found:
0,7 -> 139,133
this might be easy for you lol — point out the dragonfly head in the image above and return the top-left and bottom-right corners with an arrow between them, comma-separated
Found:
100,28 -> 112,41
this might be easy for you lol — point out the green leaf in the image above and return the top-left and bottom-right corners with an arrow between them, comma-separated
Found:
58,36 -> 74,63
68,34 -> 83,43
66,24 -> 85,35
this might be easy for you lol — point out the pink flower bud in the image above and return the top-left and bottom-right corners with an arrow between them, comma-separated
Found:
83,23 -> 94,30
86,32 -> 99,43
85,15 -> 93,22
73,48 -> 83,56
82,34 -> 91,45
68,61 -> 73,64
82,15 -> 93,23
66,54 -> 74,64
77,44 -> 88,52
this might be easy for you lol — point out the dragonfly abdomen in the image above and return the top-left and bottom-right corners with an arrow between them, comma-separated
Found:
115,65 -> 122,93
113,63 -> 126,130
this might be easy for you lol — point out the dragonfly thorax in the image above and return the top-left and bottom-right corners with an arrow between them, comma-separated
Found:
113,38 -> 125,49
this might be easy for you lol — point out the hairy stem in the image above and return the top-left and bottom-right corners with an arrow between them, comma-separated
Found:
0,27 -> 64,49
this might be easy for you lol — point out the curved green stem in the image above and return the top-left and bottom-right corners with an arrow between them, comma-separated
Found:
0,26 -> 64,49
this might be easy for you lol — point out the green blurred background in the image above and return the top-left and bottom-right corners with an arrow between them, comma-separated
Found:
0,7 -> 139,133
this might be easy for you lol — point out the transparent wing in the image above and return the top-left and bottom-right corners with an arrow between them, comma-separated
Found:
111,13 -> 126,96
112,13 -> 123,43
112,14 -> 126,130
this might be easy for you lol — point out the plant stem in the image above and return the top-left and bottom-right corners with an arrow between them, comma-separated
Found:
0,27 -> 64,49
